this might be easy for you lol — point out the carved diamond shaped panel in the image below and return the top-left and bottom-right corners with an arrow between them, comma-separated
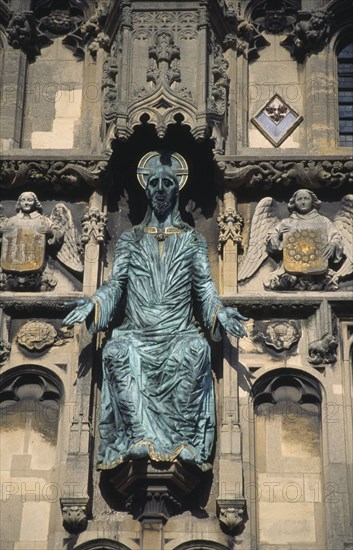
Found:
251,94 -> 303,146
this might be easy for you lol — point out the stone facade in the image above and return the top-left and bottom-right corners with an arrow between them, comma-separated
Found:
0,1 -> 352,549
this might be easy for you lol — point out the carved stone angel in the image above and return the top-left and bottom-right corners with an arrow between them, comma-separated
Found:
238,189 -> 353,291
0,192 -> 83,291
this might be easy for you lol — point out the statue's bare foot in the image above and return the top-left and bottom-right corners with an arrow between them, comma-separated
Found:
129,443 -> 150,459
179,448 -> 195,463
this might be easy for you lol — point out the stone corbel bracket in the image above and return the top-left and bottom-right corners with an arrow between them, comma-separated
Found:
0,157 -> 108,190
6,11 -> 40,62
60,497 -> 90,534
217,498 -> 247,535
216,157 -> 353,190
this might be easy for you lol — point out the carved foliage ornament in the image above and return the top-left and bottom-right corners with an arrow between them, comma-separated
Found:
217,159 -> 353,189
102,56 -> 119,120
207,39 -> 231,154
0,160 -> 108,190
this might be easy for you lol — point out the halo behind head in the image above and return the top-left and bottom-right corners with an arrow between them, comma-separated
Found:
137,151 -> 188,190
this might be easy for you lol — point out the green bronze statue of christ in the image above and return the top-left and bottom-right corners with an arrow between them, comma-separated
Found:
63,152 -> 246,471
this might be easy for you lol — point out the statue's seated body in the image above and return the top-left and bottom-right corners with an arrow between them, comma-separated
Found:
63,153 -> 246,471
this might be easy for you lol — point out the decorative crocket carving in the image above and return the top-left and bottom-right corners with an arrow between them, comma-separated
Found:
217,208 -> 243,252
81,207 -> 108,244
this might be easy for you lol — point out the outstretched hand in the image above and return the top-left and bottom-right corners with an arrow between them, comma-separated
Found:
62,298 -> 94,326
217,307 -> 248,338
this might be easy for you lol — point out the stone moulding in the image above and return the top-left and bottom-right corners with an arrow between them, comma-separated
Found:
215,157 -> 353,189
221,293 -> 353,317
0,158 -> 108,190
0,297 -> 81,315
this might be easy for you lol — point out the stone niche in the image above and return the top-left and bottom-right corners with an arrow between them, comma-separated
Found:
0,369 -> 62,549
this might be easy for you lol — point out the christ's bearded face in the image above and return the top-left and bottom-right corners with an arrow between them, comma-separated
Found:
146,167 -> 178,217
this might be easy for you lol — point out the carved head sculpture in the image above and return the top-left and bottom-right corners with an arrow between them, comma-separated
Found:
265,9 -> 286,33
16,192 -> 43,214
146,165 -> 179,217
136,151 -> 189,231
288,189 -> 321,215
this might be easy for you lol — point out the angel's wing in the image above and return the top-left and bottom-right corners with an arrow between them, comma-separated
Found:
238,197 -> 279,282
50,203 -> 84,274
333,194 -> 353,281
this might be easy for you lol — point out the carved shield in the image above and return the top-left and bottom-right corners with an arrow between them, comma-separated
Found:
1,227 -> 45,272
283,228 -> 328,275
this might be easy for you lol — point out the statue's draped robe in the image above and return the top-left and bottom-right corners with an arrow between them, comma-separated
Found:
90,227 -> 222,470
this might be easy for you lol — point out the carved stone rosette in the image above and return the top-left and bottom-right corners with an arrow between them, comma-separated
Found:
60,497 -> 89,534
217,498 -> 247,535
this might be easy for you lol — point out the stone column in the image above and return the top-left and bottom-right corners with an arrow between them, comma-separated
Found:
218,190 -> 242,295
217,189 -> 246,534
0,49 -> 27,149
60,190 -> 106,534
